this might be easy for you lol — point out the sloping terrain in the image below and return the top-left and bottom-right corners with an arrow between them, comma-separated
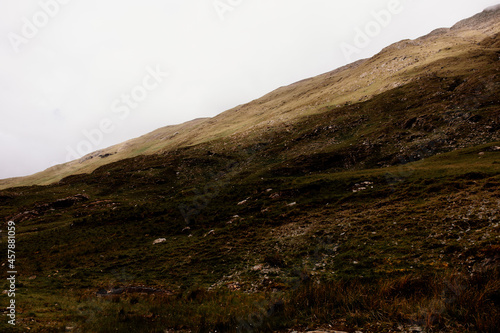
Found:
0,7 -> 500,333
1,6 -> 500,190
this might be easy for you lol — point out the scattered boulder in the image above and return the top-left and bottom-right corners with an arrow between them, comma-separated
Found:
227,215 -> 241,224
227,282 -> 241,291
270,193 -> 280,199
237,198 -> 249,205
252,264 -> 264,272
153,238 -> 166,245
97,286 -> 173,297
51,194 -> 89,209
10,210 -> 39,223
352,181 -> 374,193
204,229 -> 215,237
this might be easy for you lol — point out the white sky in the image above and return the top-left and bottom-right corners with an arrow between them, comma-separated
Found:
0,0 -> 498,179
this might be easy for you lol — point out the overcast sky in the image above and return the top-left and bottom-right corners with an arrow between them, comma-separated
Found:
0,0 -> 498,179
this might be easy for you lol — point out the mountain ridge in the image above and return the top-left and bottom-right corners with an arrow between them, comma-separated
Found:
1,6 -> 499,191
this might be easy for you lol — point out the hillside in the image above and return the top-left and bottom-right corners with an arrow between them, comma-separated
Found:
1,6 -> 499,190
0,6 -> 500,333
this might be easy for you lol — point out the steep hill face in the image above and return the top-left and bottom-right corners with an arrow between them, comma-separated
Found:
1,7 -> 499,190
0,7 -> 500,333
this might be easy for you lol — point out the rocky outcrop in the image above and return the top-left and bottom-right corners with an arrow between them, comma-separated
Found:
9,194 -> 89,223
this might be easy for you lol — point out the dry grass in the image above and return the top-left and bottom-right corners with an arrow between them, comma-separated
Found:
1,11 -> 499,190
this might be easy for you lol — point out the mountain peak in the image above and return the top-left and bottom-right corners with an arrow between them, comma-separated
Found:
485,4 -> 500,12
451,3 -> 500,31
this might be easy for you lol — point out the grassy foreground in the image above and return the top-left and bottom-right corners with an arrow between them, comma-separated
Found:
1,139 -> 499,332
5,269 -> 499,333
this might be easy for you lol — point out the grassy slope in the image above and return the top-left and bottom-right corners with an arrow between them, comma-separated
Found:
1,8 -> 499,190
0,8 -> 499,333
